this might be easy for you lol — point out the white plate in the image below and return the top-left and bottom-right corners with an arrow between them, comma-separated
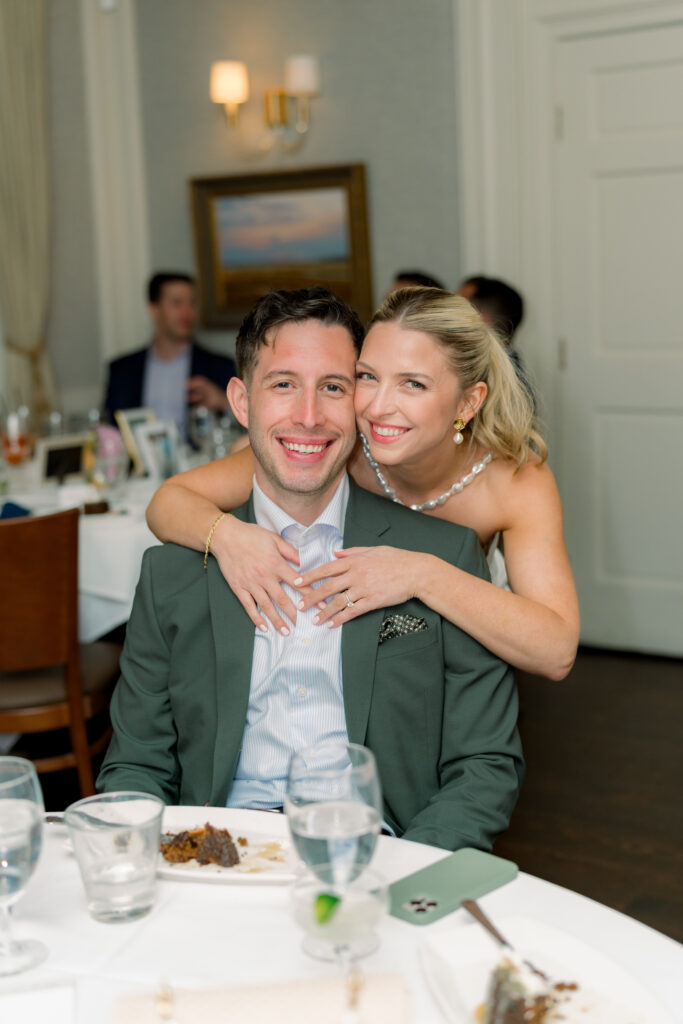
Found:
420,915 -> 674,1024
159,805 -> 298,885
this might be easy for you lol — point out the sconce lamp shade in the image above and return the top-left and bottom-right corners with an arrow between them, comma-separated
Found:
284,55 -> 320,96
210,61 -> 249,106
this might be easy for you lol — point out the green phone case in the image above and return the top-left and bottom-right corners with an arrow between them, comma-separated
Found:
389,847 -> 517,926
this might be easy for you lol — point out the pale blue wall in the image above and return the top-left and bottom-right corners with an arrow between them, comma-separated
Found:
48,0 -> 461,405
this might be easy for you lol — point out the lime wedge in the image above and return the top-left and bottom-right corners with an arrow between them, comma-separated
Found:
315,892 -> 341,924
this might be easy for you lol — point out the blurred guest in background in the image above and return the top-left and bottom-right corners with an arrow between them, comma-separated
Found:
388,269 -> 446,293
103,272 -> 236,442
457,275 -> 534,404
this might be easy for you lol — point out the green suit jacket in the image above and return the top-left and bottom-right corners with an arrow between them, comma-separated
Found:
98,480 -> 523,851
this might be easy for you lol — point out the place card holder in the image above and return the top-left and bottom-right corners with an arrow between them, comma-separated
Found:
114,974 -> 410,1024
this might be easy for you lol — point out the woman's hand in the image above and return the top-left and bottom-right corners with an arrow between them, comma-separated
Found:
295,547 -> 421,627
210,517 -> 315,635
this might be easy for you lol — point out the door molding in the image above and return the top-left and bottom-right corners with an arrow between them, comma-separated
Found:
454,0 -> 683,455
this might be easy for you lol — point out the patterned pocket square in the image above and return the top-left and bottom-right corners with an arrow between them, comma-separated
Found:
379,613 -> 428,644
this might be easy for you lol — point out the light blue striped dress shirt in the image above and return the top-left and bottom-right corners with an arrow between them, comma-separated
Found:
227,475 -> 350,808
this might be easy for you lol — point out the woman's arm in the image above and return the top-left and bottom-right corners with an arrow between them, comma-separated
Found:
146,445 -> 254,546
145,446 -> 306,632
296,465 -> 580,680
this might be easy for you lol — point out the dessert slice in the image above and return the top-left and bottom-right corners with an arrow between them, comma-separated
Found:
160,823 -> 241,867
483,951 -> 553,1024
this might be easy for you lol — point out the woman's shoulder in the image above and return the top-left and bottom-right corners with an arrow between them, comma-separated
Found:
487,454 -> 562,528
489,451 -> 555,486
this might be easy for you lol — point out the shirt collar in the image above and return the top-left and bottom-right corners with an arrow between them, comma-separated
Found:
252,474 -> 349,542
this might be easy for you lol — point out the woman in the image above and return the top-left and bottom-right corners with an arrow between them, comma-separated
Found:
146,289 -> 579,679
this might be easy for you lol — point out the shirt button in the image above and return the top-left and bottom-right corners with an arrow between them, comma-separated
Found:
302,636 -> 311,646
297,687 -> 307,698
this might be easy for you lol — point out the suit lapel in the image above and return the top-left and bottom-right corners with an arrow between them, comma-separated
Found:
207,504 -> 255,804
341,484 -> 392,745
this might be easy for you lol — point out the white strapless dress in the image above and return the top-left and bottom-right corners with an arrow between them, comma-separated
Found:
486,532 -> 511,591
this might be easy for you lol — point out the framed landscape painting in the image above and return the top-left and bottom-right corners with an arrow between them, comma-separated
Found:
190,164 -> 372,328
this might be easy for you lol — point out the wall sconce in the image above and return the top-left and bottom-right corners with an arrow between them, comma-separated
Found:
210,55 -> 321,152
209,61 -> 250,126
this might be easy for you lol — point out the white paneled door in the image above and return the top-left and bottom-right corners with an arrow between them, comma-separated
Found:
552,21 -> 683,654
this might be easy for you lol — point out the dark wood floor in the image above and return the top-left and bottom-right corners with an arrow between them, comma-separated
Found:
30,645 -> 683,944
494,646 -> 683,944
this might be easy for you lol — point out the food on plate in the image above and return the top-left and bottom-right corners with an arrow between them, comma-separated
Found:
478,951 -> 578,1023
160,823 -> 242,867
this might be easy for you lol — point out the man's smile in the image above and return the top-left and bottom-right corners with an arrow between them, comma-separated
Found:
277,436 -> 336,461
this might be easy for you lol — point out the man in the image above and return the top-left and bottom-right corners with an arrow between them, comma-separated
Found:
98,287 -> 523,852
457,275 -> 523,340
388,268 -> 446,293
457,275 -> 535,403
103,272 -> 236,442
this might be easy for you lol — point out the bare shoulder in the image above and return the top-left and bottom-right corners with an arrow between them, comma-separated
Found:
487,457 -> 563,530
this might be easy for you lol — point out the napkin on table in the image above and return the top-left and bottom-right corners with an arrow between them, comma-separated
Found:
114,973 -> 410,1024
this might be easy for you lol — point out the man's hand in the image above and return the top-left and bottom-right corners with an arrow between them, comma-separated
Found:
187,375 -> 229,412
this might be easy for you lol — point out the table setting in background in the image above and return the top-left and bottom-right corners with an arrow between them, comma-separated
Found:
1,466 -> 160,643
0,751 -> 681,1024
0,404 -> 248,643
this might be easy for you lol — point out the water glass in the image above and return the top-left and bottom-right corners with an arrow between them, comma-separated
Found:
187,405 -> 214,457
64,792 -> 164,923
0,756 -> 47,975
285,742 -> 382,885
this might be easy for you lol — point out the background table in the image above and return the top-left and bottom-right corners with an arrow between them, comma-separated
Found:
2,470 -> 160,642
1,809 -> 680,1023
76,481 -> 160,642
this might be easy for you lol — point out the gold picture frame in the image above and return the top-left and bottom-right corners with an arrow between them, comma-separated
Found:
190,163 -> 373,328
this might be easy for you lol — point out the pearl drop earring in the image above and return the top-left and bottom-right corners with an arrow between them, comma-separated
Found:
453,418 -> 465,445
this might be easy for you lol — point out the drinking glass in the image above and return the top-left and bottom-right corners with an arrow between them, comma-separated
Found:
0,756 -> 48,976
291,864 -> 388,962
1,409 -> 32,467
91,427 -> 129,497
187,405 -> 214,458
285,742 -> 382,885
64,791 -> 164,922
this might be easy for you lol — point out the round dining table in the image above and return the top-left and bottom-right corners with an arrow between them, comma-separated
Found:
1,808 -> 680,1023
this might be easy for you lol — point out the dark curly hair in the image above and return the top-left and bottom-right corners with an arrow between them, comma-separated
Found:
236,287 -> 365,384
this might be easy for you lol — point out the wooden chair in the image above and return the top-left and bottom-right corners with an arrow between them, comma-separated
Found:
0,508 -> 122,796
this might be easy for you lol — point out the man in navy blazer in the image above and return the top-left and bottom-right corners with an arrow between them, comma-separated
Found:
103,272 -> 236,441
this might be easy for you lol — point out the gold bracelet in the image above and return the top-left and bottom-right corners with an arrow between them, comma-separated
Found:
203,512 -> 229,569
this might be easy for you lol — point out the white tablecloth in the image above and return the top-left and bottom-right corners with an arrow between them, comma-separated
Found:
2,473 -> 160,642
77,501 -> 160,642
1,810 -> 680,1023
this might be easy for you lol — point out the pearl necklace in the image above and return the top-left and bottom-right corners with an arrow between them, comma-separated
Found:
360,433 -> 492,512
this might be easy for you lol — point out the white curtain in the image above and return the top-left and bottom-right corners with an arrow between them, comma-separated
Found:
0,0 -> 54,418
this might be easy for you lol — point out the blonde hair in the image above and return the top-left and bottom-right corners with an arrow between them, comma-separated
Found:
368,287 -> 547,467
